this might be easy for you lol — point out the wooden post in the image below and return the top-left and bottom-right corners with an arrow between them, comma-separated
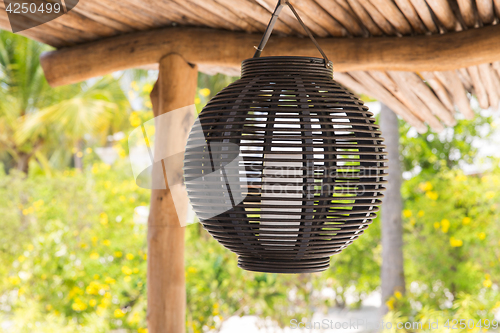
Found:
148,53 -> 198,333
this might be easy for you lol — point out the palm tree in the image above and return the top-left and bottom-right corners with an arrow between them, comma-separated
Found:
0,30 -> 130,173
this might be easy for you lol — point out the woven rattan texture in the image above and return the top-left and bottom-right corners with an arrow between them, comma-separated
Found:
184,57 -> 387,273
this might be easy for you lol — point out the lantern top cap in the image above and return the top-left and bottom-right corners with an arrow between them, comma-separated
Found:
241,56 -> 333,78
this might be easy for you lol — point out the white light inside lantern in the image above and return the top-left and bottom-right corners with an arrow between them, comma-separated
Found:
261,114 -> 302,247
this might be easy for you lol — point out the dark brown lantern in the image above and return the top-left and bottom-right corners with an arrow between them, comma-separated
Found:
183,0 -> 387,273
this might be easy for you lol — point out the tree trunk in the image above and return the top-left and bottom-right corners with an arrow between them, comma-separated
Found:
74,140 -> 83,171
15,152 -> 31,174
380,103 -> 405,315
147,53 -> 198,333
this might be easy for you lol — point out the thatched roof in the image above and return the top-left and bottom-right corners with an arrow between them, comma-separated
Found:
1,0 -> 499,132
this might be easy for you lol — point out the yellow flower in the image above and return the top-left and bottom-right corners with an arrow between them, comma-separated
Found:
46,304 -> 53,311
85,147 -> 93,154
89,299 -> 97,307
90,252 -> 100,260
122,266 -> 133,275
93,274 -> 100,280
129,112 -> 141,127
462,217 -> 471,225
426,191 -> 439,200
76,151 -> 83,158
18,255 -> 26,263
419,181 -> 433,192
450,237 -> 463,247
417,210 -> 425,217
486,191 -> 495,200
105,277 -> 116,284
143,83 -> 153,93
128,311 -> 141,324
102,239 -> 111,246
441,219 -> 450,233
33,200 -> 44,209
114,308 -> 125,318
455,174 -> 467,182
126,253 -> 135,260
86,281 -> 100,295
133,268 -> 139,274
195,97 -> 201,104
8,276 -> 21,285
124,276 -> 132,282
119,195 -> 127,202
138,328 -> 148,333
199,88 -> 211,97
403,209 -> 412,218
41,274 -> 47,280
114,251 -> 123,258
80,243 -> 88,249
72,298 -> 88,311
100,212 -> 108,225
385,297 -> 396,310
143,254 -> 147,260
394,291 -> 403,299
478,232 -> 486,240
91,236 -> 98,244
483,279 -> 492,288
187,267 -> 197,274
69,286 -> 83,298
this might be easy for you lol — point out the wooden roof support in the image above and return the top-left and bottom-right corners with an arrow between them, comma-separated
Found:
40,24 -> 500,87
148,53 -> 197,333
433,71 -> 474,119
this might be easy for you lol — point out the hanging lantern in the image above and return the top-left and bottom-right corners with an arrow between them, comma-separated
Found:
183,0 -> 387,273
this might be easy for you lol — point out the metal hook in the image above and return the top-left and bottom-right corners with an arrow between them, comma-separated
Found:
253,0 -> 331,69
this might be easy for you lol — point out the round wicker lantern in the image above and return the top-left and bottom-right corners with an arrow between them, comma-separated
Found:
183,1 -> 387,273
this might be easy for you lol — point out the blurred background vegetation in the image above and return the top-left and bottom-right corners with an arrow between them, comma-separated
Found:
1,31 -> 499,333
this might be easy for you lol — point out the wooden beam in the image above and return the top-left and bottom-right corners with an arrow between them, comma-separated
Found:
409,0 -> 439,33
147,53 -> 197,333
387,71 -> 444,132
344,71 -> 428,133
40,25 -> 500,87
433,71 -> 475,119
345,0 -> 384,36
421,72 -> 455,113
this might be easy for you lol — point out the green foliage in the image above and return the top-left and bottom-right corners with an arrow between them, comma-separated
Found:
0,31 -> 130,172
0,161 -> 150,332
401,166 -> 500,307
399,115 -> 493,174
